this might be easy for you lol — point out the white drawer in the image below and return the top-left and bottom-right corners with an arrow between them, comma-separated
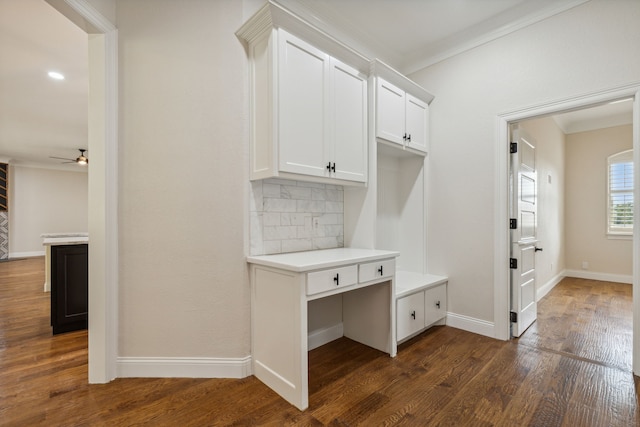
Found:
359,258 -> 395,283
396,291 -> 425,341
424,283 -> 447,326
307,265 -> 358,296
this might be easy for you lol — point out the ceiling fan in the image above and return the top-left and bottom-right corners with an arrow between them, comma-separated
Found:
49,149 -> 89,165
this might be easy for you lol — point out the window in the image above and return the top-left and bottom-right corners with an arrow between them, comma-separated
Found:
607,149 -> 633,236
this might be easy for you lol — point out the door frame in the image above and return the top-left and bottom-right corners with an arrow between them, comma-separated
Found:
46,0 -> 119,383
494,83 -> 640,374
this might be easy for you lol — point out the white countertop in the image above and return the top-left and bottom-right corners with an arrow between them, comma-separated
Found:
42,233 -> 89,246
41,232 -> 88,238
247,248 -> 399,272
395,271 -> 448,298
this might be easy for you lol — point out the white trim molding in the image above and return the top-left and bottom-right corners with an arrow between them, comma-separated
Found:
565,269 -> 633,285
446,312 -> 495,338
308,323 -> 344,351
47,0 -> 119,384
536,271 -> 566,301
117,356 -> 253,379
9,251 -> 45,258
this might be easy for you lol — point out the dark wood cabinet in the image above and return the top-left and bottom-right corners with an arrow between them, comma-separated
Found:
51,244 -> 88,334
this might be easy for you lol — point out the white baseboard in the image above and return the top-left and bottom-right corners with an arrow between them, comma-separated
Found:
446,312 -> 495,338
537,270 -> 566,301
308,323 -> 343,351
564,269 -> 632,284
117,356 -> 252,379
9,251 -> 45,258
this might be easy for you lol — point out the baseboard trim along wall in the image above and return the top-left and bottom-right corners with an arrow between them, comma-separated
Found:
446,312 -> 495,338
308,323 -> 344,351
117,356 -> 252,379
537,270 -> 566,301
564,269 -> 632,284
10,251 -> 45,258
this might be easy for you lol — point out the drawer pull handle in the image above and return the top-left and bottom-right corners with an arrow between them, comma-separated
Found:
334,274 -> 339,286
435,300 -> 441,309
410,310 -> 416,319
378,265 -> 383,276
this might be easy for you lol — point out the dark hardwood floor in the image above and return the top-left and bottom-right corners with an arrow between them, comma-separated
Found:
1,258 -> 638,426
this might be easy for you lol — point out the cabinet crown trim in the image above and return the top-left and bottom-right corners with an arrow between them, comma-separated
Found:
371,59 -> 434,104
236,0 -> 369,72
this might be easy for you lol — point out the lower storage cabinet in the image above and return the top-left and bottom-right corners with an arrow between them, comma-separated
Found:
396,274 -> 447,343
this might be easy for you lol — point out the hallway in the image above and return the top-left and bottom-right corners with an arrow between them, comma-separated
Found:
1,259 -> 638,426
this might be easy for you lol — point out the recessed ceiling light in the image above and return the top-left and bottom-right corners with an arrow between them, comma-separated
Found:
48,71 -> 65,80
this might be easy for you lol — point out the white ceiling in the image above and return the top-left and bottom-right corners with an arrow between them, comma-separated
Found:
0,0 -> 633,171
0,0 -> 87,171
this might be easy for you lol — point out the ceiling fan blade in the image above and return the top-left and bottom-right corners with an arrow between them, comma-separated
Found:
49,156 -> 75,161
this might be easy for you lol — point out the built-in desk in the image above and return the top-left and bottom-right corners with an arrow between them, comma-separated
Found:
247,248 -> 399,410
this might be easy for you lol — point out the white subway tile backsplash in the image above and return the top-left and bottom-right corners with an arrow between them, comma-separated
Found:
282,238 -> 313,253
263,198 -> 297,213
263,212 -> 280,227
281,213 -> 310,226
313,237 -> 340,250
249,179 -> 344,255
282,185 -> 312,200
262,183 -> 281,198
325,201 -> 344,213
297,200 -> 326,213
263,240 -> 282,255
264,225 -> 297,241
249,181 -> 263,212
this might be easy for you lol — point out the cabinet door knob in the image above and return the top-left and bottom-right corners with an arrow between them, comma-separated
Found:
334,273 -> 339,286
407,134 -> 412,142
435,300 -> 441,309
403,133 -> 407,141
410,310 -> 416,319
378,265 -> 383,276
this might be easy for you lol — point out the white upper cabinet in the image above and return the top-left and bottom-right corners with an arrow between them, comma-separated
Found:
237,6 -> 369,185
376,77 -> 429,155
376,78 -> 406,146
278,33 -> 367,182
405,94 -> 429,153
373,60 -> 433,156
278,32 -> 330,179
330,58 -> 367,183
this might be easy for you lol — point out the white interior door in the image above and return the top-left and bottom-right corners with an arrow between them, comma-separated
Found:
510,126 -> 538,337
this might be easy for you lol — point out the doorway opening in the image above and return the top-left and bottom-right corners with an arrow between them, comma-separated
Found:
43,0 -> 119,383
495,84 -> 640,374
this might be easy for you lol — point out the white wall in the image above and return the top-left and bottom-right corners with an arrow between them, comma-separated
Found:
565,124 -> 633,278
518,117 -> 566,297
8,165 -> 88,257
116,0 -> 250,358
409,0 -> 640,326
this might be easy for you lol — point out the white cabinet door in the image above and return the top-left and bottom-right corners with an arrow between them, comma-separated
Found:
376,78 -> 405,146
330,58 -> 367,183
424,283 -> 447,326
278,31 -> 330,178
396,291 -> 425,341
405,94 -> 428,154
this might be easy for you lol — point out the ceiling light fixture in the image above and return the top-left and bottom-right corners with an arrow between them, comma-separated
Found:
48,71 -> 65,80
76,149 -> 88,165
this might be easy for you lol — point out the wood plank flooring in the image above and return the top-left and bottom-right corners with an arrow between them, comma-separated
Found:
1,258 -> 639,426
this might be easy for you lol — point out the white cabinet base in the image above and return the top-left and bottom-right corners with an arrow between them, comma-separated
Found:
395,271 -> 448,344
